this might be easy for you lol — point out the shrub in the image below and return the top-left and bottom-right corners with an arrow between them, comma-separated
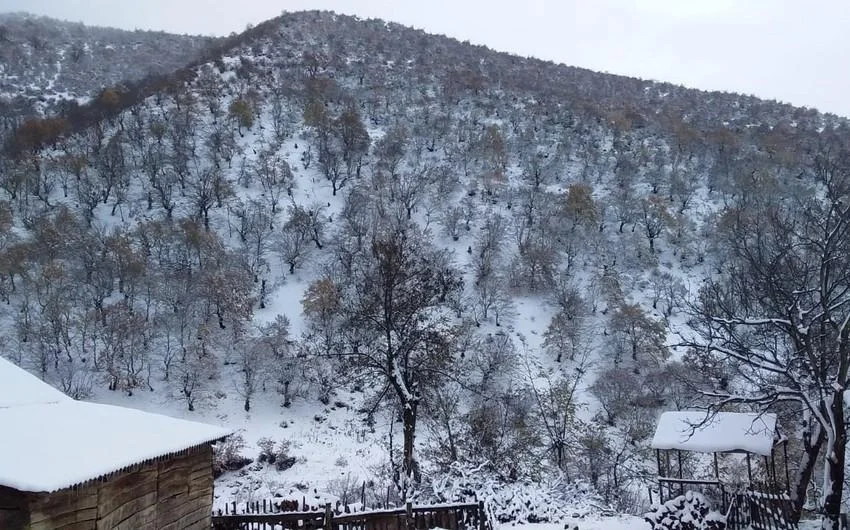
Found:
644,491 -> 726,530
213,434 -> 252,477
327,474 -> 361,506
257,437 -> 297,471
417,462 -> 601,525
257,437 -> 276,462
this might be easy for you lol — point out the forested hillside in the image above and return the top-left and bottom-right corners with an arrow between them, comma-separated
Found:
1,9 -> 848,524
0,13 -> 217,120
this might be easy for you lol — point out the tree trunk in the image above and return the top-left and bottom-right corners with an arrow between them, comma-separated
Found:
822,392 -> 846,530
791,423 -> 823,523
401,401 -> 418,500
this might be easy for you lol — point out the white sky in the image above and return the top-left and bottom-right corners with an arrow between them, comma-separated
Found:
3,0 -> 849,117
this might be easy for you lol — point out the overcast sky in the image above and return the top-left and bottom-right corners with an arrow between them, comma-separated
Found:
4,0 -> 850,117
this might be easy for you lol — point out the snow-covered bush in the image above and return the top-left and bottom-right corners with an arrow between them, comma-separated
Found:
213,433 -> 252,477
326,474 -> 363,506
257,437 -> 297,471
416,462 -> 603,525
644,491 -> 726,530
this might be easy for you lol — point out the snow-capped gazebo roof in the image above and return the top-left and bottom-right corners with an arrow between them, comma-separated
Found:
0,357 -> 231,493
651,411 -> 777,457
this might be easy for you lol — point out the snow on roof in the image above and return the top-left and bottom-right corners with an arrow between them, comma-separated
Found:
651,411 -> 777,456
0,357 -> 231,493
0,357 -> 70,407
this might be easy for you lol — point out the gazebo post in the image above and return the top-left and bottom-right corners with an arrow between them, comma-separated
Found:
783,441 -> 790,491
656,449 -> 664,504
770,450 -> 778,489
677,450 -> 684,497
714,452 -> 725,511
746,453 -> 753,484
763,455 -> 771,489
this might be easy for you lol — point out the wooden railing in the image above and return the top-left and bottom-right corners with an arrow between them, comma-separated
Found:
211,501 -> 489,530
726,489 -> 796,530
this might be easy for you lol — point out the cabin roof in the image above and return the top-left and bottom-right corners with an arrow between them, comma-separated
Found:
651,411 -> 777,456
0,357 -> 69,408
0,357 -> 231,493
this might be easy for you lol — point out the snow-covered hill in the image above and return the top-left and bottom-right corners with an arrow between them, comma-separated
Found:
0,10 -> 843,525
0,12 -> 217,118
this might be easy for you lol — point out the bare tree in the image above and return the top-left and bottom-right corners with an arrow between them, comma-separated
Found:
639,195 -> 672,253
274,203 -> 326,275
257,315 -> 296,407
608,302 -> 668,367
440,205 -> 464,241
374,124 -> 407,178
234,328 -> 270,412
339,225 -> 462,499
524,350 -> 587,471
684,163 -> 850,527
274,223 -> 312,274
189,167 -> 218,231
254,154 -> 293,216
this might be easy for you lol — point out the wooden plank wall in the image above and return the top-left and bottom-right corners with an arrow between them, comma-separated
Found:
28,487 -> 99,529
156,445 -> 214,530
0,485 -> 30,529
11,444 -> 214,530
96,460 -> 158,529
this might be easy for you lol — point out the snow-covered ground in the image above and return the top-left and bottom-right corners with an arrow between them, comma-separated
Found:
86,378 -> 386,509
509,517 -> 827,530
505,519 -> 646,530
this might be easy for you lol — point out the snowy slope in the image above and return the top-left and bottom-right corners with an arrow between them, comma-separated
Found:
0,9 -> 841,523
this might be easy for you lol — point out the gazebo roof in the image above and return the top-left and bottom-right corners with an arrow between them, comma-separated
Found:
651,411 -> 777,457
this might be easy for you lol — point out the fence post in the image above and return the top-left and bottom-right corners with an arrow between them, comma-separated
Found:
478,501 -> 486,530
324,502 -> 334,530
405,501 -> 413,530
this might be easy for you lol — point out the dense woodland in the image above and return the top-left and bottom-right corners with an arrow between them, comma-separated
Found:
0,12 -> 217,120
1,10 -> 850,527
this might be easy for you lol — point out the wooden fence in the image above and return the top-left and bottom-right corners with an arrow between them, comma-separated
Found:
725,489 -> 796,530
211,501 -> 488,530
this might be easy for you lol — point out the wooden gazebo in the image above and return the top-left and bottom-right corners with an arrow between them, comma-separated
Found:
651,411 -> 789,512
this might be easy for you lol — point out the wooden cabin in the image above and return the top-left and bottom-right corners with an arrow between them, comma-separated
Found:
0,357 -> 230,530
